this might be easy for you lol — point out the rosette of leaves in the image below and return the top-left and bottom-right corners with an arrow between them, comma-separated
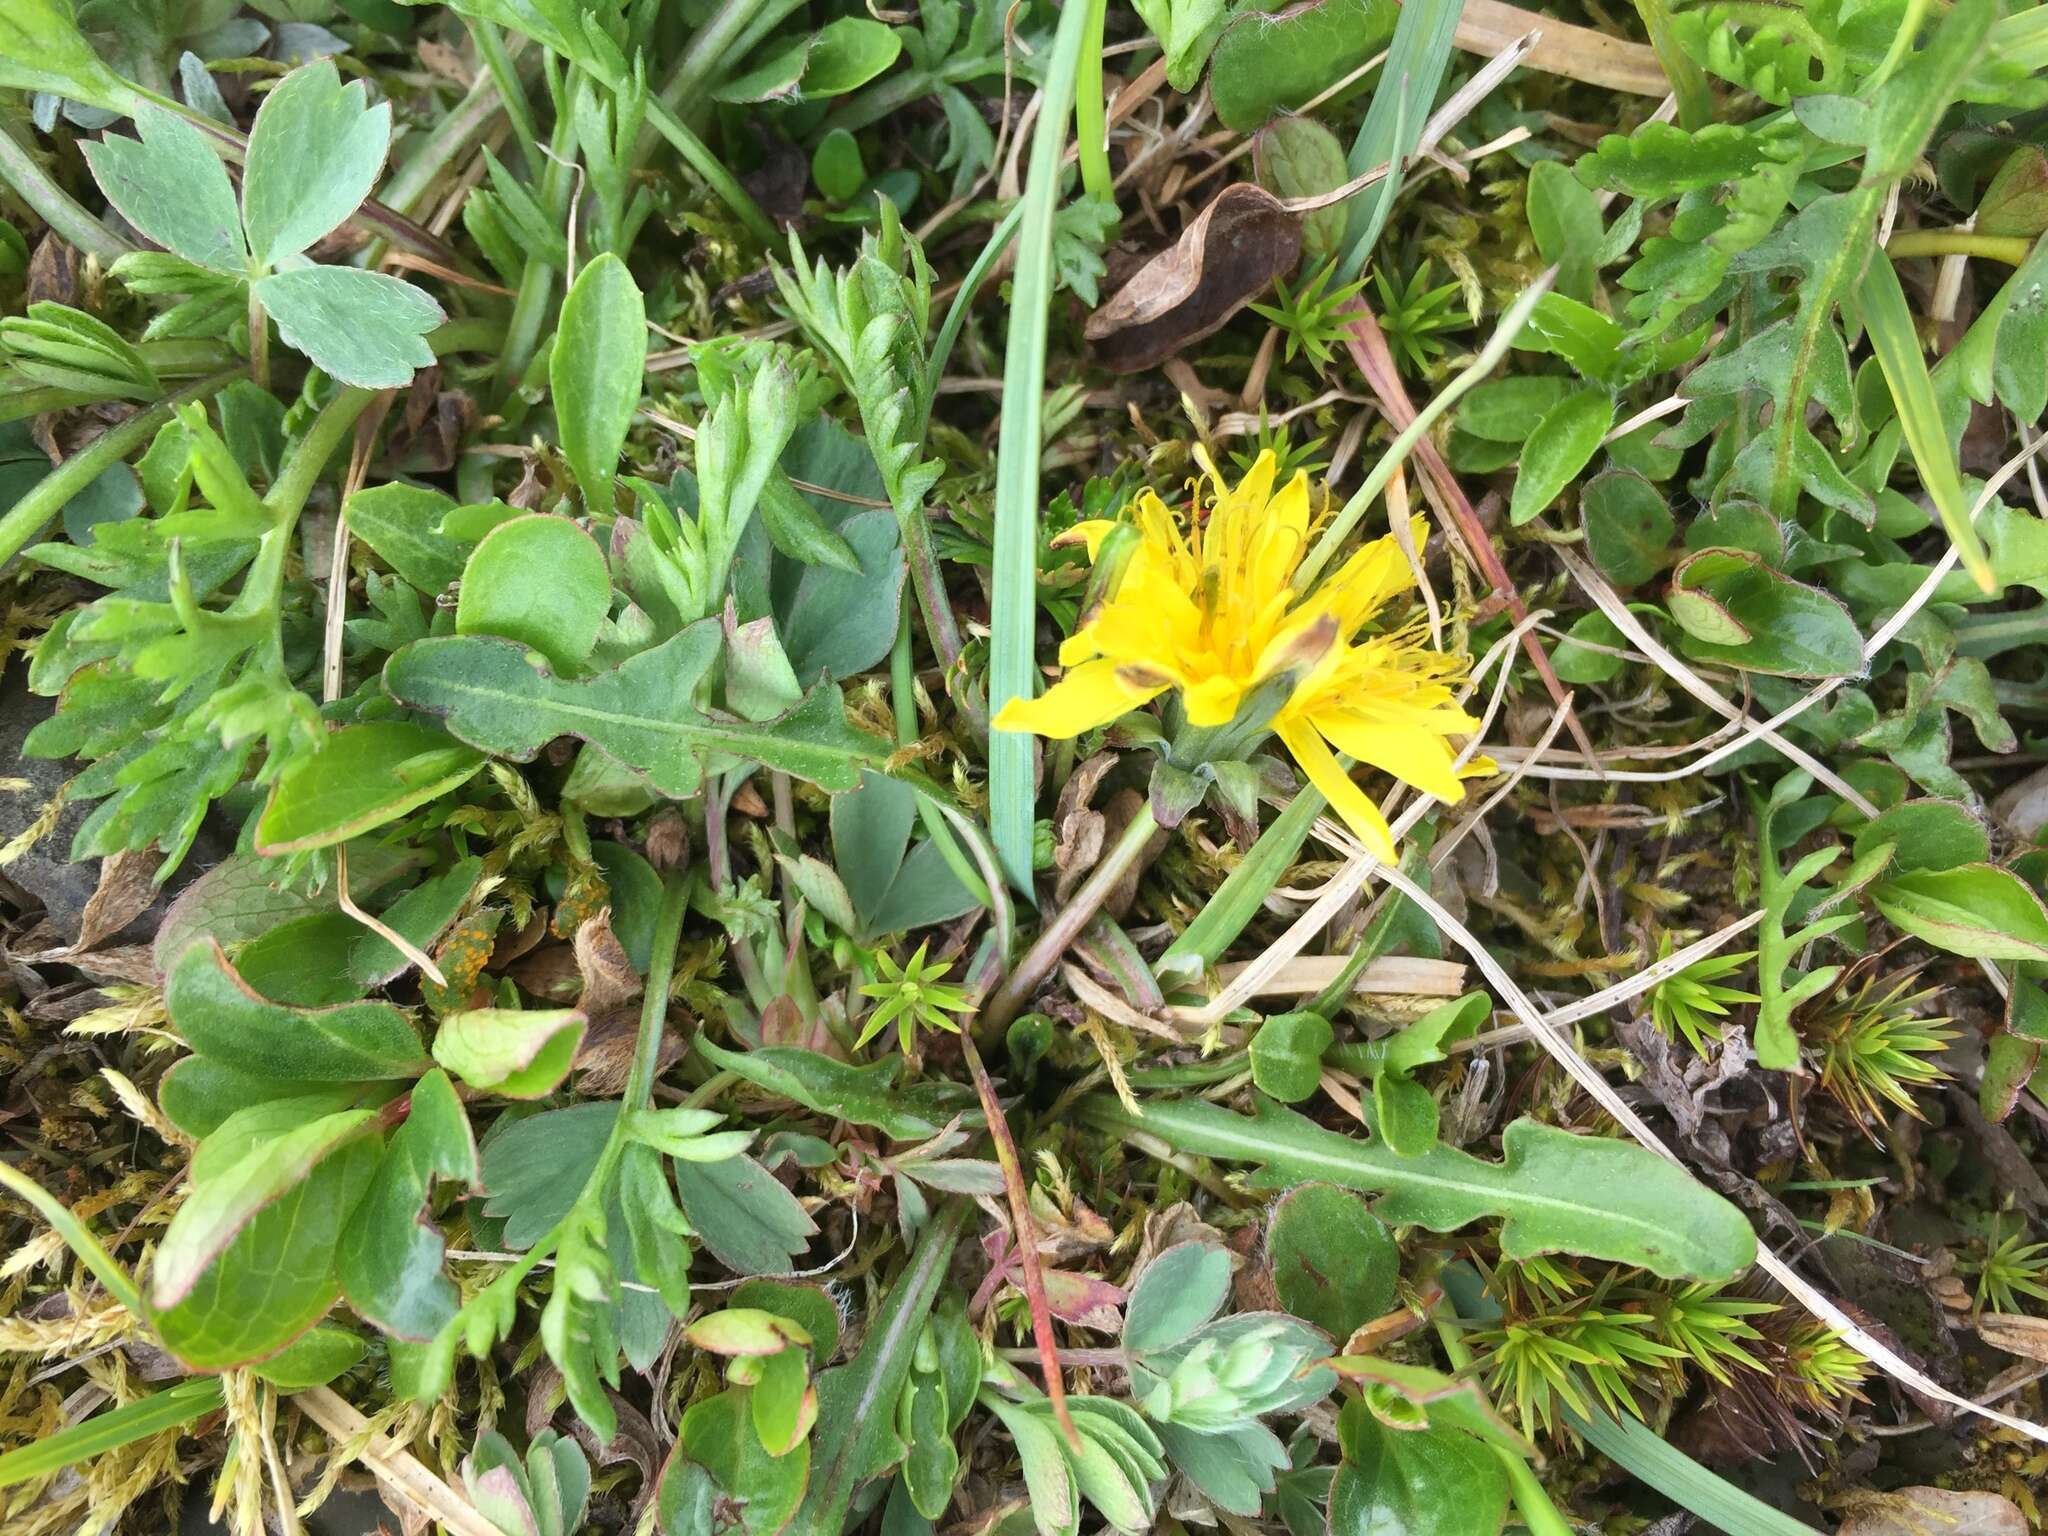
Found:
1119,1241 -> 1335,1516
978,1370 -> 1169,1536
463,1428 -> 591,1536
86,59 -> 443,389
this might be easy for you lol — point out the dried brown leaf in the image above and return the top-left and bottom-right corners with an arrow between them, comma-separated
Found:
1838,1488 -> 2028,1536
1976,1312 -> 2048,1363
1084,184 -> 1302,374
573,909 -> 642,1021
74,849 -> 160,952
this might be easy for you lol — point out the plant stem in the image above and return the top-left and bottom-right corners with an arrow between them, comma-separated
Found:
1628,0 -> 1713,128
247,289 -> 268,393
681,1067 -> 739,1111
1499,1448 -> 1576,1536
236,386 -> 375,674
959,1030 -> 1079,1449
1300,271 -> 1553,588
1863,0 -> 1931,95
891,608 -> 991,907
1339,297 -> 1599,766
1306,873 -> 1408,1017
981,803 -> 1158,1038
267,388 -> 375,524
429,317 -> 506,358
0,369 -> 242,571
494,80 -> 580,399
901,506 -> 974,725
0,123 -> 132,265
1886,229 -> 2033,265
623,869 -> 694,1112
642,99 -> 779,247
926,201 -> 1024,402
1075,0 -> 1114,205
0,1161 -> 146,1317
658,0 -> 781,125
704,772 -> 773,1007
383,62 -> 514,226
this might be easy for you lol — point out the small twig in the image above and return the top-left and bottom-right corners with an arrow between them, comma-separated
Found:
338,845 -> 449,989
292,1387 -> 499,1536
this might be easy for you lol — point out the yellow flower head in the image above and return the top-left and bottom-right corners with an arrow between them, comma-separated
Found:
992,449 -> 1486,861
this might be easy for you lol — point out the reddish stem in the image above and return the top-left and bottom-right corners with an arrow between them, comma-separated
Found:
959,1031 -> 1080,1450
1341,303 -> 1600,766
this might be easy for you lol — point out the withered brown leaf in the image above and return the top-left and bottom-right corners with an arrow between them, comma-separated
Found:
1084,184 -> 1302,374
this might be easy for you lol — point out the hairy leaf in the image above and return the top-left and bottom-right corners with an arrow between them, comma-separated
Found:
384,623 -> 884,796
1084,1095 -> 1755,1280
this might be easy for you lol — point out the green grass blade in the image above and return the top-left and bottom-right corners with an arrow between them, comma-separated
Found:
1297,271 -> 1551,587
1566,1409 -> 1824,1535
0,1377 -> 225,1488
1155,788 -> 1326,987
987,0 -> 1097,894
925,201 -> 1025,408
1857,251 -> 1993,591
1075,0 -> 1114,203
0,1160 -> 147,1318
1336,0 -> 1465,280
643,98 -> 778,248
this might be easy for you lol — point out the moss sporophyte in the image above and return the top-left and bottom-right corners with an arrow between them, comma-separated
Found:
993,449 -> 1491,860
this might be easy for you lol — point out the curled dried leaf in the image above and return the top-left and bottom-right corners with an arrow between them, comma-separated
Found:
1084,184 -> 1302,373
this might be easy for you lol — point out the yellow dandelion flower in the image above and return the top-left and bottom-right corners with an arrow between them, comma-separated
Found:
991,449 -> 1488,861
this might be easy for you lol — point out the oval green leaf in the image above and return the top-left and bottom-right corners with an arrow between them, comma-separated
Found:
257,720 -> 484,854
1872,864 -> 2048,962
1268,1183 -> 1397,1341
1669,547 -> 1864,677
551,252 -> 646,511
1509,387 -> 1614,526
454,513 -> 611,673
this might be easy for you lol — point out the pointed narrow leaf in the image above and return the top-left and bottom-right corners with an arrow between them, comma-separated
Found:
256,721 -> 484,853
1510,388 -> 1615,526
1872,865 -> 2048,961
